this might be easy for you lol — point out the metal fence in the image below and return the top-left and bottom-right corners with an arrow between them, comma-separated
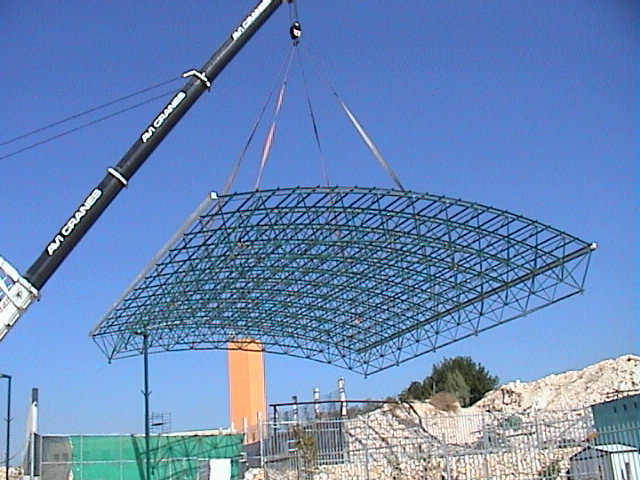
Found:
259,403 -> 640,480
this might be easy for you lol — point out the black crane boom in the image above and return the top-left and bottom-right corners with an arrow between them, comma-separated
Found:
25,0 -> 286,290
0,0 -> 289,343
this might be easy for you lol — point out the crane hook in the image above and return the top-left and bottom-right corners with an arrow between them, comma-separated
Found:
289,21 -> 302,44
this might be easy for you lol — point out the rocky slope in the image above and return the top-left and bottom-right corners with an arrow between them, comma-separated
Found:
471,353 -> 639,413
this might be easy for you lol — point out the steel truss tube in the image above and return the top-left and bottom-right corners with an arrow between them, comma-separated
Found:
357,242 -> 596,354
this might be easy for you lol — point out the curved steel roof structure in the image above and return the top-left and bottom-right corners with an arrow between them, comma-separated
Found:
91,186 -> 595,375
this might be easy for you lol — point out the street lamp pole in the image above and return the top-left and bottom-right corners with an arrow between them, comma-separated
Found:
134,332 -> 151,480
0,375 -> 11,480
143,333 -> 150,480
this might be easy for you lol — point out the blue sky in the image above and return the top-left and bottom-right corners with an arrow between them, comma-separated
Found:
0,0 -> 637,462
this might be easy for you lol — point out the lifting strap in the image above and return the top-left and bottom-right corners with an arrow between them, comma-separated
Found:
254,62 -> 291,190
299,48 -> 405,191
254,15 -> 300,190
222,14 -> 405,196
337,98 -> 405,191
218,47 -> 295,197
295,48 -> 330,187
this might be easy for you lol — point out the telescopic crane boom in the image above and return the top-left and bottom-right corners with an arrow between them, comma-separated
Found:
0,0 -> 290,342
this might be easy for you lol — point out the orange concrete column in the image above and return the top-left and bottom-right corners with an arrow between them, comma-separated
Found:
228,339 -> 266,444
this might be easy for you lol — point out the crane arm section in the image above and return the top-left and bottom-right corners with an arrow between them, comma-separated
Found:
0,257 -> 39,342
0,0 -> 289,342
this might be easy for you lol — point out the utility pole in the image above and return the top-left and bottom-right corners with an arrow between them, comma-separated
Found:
0,375 -> 10,480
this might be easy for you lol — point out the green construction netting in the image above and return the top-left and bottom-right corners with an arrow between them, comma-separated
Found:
39,433 -> 244,480
91,186 -> 595,375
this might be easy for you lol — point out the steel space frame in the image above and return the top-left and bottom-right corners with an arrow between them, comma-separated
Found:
91,186 -> 595,376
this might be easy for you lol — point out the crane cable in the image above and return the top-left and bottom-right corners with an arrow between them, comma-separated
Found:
0,77 -> 182,162
286,2 -> 330,186
294,46 -> 331,187
298,47 -> 405,191
288,0 -> 300,27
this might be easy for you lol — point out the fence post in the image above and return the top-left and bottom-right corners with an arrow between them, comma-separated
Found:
293,396 -> 299,424
365,414 -> 371,480
444,441 -> 453,480
259,412 -> 266,477
338,378 -> 347,419
313,388 -> 320,419
482,415 -> 490,480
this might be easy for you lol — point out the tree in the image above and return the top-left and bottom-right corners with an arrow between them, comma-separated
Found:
442,356 -> 499,405
398,381 -> 428,401
443,369 -> 471,407
400,356 -> 499,407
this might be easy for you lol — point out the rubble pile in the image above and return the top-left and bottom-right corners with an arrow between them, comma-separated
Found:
472,354 -> 639,413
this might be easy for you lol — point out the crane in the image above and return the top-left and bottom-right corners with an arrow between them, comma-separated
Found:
0,0 -> 293,342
